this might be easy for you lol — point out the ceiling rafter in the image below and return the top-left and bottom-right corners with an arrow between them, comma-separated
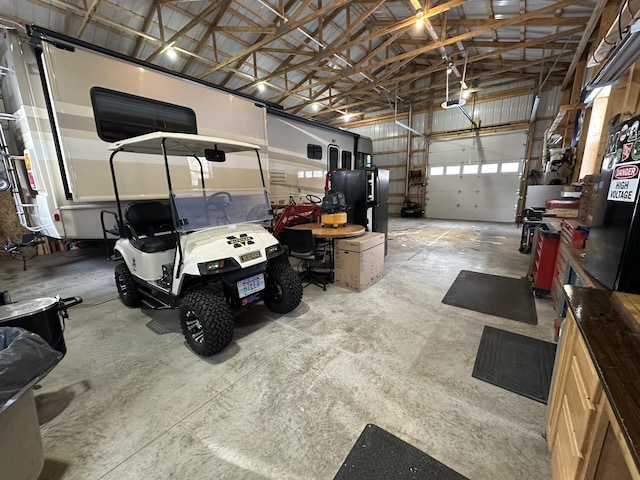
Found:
199,0 -> 352,77
2,0 -> 610,123
284,23 -> 584,112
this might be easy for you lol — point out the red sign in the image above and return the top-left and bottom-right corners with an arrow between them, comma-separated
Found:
614,164 -> 639,179
622,142 -> 634,161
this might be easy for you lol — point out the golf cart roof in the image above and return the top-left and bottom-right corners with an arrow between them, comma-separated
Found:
108,132 -> 261,156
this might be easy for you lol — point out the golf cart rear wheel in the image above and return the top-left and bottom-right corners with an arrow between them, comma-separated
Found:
264,263 -> 303,314
115,263 -> 141,307
179,290 -> 233,356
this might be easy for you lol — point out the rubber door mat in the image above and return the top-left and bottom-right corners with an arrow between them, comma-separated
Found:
442,270 -> 538,325
333,424 -> 469,480
472,326 -> 557,404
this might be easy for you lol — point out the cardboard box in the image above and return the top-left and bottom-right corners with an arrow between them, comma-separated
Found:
334,232 -> 385,292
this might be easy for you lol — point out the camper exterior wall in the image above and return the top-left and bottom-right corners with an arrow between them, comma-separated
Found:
0,27 -> 371,239
266,113 -> 357,205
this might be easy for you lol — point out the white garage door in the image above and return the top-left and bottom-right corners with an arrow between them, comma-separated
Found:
426,131 -> 526,222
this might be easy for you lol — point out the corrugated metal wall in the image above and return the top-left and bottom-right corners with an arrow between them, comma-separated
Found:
350,83 -> 562,217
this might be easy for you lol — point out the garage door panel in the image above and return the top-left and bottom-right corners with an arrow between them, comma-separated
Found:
427,131 -> 525,223
426,175 -> 463,192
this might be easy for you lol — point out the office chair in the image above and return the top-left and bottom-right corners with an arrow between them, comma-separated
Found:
285,227 -> 328,291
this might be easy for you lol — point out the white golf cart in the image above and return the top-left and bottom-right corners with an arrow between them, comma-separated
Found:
106,132 -> 303,356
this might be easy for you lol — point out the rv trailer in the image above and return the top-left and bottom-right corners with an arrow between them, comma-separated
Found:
0,24 -> 372,240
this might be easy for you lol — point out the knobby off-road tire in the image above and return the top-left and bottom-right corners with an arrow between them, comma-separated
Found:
115,263 -> 141,307
179,289 -> 234,356
264,263 -> 303,314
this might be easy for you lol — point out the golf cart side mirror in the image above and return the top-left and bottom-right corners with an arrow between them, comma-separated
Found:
205,149 -> 226,162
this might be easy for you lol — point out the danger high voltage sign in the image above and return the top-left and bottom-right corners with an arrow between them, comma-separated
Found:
608,163 -> 640,202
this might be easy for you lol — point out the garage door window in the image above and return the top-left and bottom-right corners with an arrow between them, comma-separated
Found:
463,164 -> 479,174
501,162 -> 520,173
430,166 -> 444,176
481,163 -> 499,173
446,165 -> 460,175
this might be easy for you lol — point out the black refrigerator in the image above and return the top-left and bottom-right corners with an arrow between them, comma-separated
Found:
583,113 -> 640,292
330,167 -> 389,254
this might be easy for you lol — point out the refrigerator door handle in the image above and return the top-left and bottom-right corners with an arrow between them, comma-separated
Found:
366,170 -> 375,203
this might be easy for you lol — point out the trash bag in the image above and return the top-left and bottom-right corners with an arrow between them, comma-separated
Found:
0,326 -> 62,405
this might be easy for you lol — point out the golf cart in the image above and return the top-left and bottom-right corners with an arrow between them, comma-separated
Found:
107,132 -> 303,356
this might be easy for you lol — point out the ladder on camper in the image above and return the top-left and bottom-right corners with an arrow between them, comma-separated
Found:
0,116 -> 43,232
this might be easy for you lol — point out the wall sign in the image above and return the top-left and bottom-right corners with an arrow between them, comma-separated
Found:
608,162 -> 640,202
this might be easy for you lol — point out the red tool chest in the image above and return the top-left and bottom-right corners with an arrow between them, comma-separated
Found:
532,224 -> 560,294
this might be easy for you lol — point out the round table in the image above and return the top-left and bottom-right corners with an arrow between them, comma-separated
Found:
289,222 -> 365,238
288,223 -> 365,283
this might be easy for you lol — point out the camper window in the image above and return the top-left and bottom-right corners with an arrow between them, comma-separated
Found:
341,151 -> 352,170
90,87 -> 197,142
328,145 -> 339,170
306,144 -> 322,160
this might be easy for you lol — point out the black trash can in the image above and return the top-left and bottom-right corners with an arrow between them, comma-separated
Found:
0,297 -> 82,356
0,326 -> 64,480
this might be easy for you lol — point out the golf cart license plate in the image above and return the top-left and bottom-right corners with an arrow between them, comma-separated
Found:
240,251 -> 261,262
237,273 -> 265,298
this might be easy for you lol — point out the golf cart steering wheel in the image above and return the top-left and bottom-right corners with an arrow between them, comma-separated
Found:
306,194 -> 322,204
206,191 -> 233,212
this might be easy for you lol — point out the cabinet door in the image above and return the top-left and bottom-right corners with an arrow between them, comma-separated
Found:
551,396 -> 584,479
593,424 -> 634,480
548,314 -> 578,449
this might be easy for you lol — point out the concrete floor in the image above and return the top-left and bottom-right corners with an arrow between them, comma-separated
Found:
1,218 -> 556,480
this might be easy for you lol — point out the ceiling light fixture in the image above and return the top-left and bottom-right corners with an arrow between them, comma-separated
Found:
163,43 -> 177,60
441,62 -> 466,109
587,19 -> 640,89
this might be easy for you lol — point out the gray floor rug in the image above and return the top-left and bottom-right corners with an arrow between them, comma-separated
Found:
333,424 -> 469,480
472,325 -> 557,403
442,270 -> 538,325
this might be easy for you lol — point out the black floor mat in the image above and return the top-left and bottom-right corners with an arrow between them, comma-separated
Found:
333,424 -> 469,480
442,270 -> 538,325
472,326 -> 557,404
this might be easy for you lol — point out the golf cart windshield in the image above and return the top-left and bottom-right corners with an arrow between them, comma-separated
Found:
172,188 -> 272,233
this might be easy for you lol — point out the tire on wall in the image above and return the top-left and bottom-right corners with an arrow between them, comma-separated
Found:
264,263 -> 303,314
179,289 -> 234,356
115,262 -> 142,307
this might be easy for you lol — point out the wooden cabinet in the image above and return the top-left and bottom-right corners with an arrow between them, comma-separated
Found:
547,312 -> 603,479
547,287 -> 640,480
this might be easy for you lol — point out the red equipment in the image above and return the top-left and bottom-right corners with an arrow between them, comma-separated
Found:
271,202 -> 321,239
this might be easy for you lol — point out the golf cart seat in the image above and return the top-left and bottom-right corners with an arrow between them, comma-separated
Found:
124,201 -> 176,253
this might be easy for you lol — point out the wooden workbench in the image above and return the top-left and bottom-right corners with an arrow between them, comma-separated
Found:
547,285 -> 640,479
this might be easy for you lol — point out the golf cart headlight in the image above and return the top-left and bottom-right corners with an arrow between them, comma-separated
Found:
265,243 -> 283,259
198,258 -> 239,275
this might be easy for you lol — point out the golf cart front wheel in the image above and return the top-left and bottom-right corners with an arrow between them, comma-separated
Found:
179,290 -> 234,356
264,263 -> 303,314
